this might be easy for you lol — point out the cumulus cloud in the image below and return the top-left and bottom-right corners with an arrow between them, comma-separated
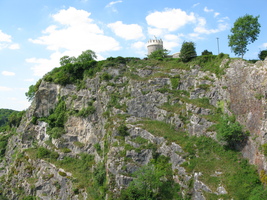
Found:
146,8 -> 196,32
29,7 -> 120,53
131,41 -> 145,49
108,21 -> 144,40
26,52 -> 61,76
147,27 -> 164,37
28,7 -> 121,77
2,71 -> 15,76
0,30 -> 20,50
262,43 -> 267,48
162,34 -> 183,51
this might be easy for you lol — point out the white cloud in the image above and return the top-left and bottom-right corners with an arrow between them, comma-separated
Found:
26,52 -> 61,77
146,8 -> 196,32
148,27 -> 164,37
106,1 -> 122,7
163,34 -> 183,51
29,7 -> 120,53
193,3 -> 200,8
262,43 -> 267,48
204,7 -> 214,12
0,30 -> 12,42
108,21 -> 144,40
194,17 -> 228,34
105,1 -> 122,13
0,30 -> 20,50
214,12 -> 220,18
0,86 -> 12,91
28,7 -> 121,76
131,41 -> 145,49
8,43 -> 20,50
2,71 -> 15,76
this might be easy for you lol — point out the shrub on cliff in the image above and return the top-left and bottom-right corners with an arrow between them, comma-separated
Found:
179,41 -> 197,62
216,115 -> 249,149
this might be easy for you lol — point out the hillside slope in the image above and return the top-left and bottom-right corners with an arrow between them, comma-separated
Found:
1,56 -> 267,199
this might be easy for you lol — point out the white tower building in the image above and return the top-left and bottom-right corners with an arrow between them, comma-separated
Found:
146,37 -> 163,56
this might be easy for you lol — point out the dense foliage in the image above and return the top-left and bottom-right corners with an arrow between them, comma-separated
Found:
0,109 -> 24,131
216,115 -> 249,149
179,41 -> 197,62
201,49 -> 213,55
228,14 -> 261,58
0,109 -> 16,127
147,49 -> 169,60
259,50 -> 267,61
25,79 -> 42,101
120,156 -> 181,200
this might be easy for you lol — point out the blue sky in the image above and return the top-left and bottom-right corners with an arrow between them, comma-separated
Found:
0,0 -> 266,111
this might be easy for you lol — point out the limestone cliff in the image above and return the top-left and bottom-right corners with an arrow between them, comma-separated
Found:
1,56 -> 267,199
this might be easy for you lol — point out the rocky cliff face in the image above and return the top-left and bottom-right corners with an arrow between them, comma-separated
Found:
1,57 -> 267,199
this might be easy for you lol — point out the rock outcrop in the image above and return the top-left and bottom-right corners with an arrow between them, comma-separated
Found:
1,57 -> 267,199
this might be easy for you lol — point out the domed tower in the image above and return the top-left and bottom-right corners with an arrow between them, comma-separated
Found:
147,37 -> 163,56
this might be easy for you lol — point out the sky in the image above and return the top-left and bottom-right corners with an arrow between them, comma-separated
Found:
0,0 -> 266,111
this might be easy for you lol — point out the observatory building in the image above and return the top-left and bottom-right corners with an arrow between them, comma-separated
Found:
147,37 -> 163,55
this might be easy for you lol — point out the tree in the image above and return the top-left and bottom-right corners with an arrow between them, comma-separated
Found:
258,50 -> 267,60
60,56 -> 76,66
201,49 -> 213,56
148,49 -> 169,60
76,50 -> 97,63
25,79 -> 42,101
228,14 -> 261,58
179,41 -> 197,62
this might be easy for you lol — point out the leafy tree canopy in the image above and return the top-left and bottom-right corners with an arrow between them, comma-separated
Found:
60,50 -> 97,66
201,49 -> 213,56
179,41 -> 197,62
258,50 -> 267,61
148,49 -> 169,60
228,14 -> 260,58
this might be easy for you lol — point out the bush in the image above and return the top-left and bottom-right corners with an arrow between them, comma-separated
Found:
179,41 -> 197,62
37,147 -> 51,158
201,49 -> 213,55
100,72 -> 113,81
118,124 -> 129,136
216,115 -> 248,149
259,50 -> 267,60
148,49 -> 169,60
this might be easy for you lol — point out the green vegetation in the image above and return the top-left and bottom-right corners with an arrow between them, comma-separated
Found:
0,109 -> 17,127
216,115 -> 249,149
134,120 -> 264,199
228,14 -> 261,58
120,156 -> 182,199
25,79 -> 42,101
0,133 -> 12,161
201,49 -> 213,55
76,101 -> 96,117
0,109 -> 22,131
117,124 -> 129,137
259,50 -> 267,61
147,49 -> 170,60
179,41 -> 197,62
